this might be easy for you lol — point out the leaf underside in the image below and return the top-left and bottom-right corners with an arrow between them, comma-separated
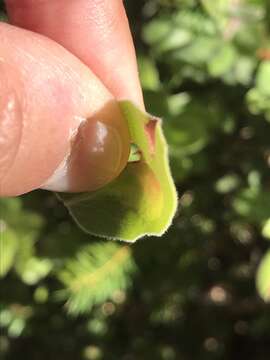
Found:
58,101 -> 178,242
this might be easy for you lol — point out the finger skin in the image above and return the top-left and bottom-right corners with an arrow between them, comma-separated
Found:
5,0 -> 145,109
0,22 -> 130,196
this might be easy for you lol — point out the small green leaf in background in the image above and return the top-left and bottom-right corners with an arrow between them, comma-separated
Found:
0,198 -> 44,280
0,305 -> 32,338
58,101 -> 177,242
0,224 -> 18,277
201,0 -> 230,27
256,61 -> 270,95
215,173 -> 240,194
142,18 -> 192,54
208,43 -> 236,77
164,99 -> 219,157
262,219 -> 270,240
58,242 -> 136,315
233,188 -> 270,224
138,56 -> 160,91
19,258 -> 53,286
246,61 -> 270,121
256,250 -> 270,302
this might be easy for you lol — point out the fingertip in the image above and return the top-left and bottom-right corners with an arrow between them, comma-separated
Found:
5,0 -> 145,109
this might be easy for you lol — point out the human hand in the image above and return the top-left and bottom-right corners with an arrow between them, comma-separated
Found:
0,0 -> 144,196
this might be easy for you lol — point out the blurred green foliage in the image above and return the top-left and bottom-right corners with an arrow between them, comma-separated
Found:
1,0 -> 270,359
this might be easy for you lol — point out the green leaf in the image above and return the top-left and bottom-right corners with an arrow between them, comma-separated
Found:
19,258 -> 53,285
233,188 -> 270,224
0,198 -> 44,277
58,101 -> 177,242
142,18 -> 172,45
138,56 -> 160,91
246,61 -> 270,121
262,219 -> 270,240
208,43 -> 237,77
256,250 -> 270,302
164,99 -> 220,157
256,61 -> 270,96
142,17 -> 192,54
233,56 -> 256,85
201,0 -> 229,23
215,174 -> 240,194
0,224 -> 18,277
58,243 -> 136,315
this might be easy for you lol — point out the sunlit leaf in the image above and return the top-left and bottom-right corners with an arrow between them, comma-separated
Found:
208,43 -> 236,77
262,219 -> 270,240
201,0 -> 230,23
19,257 -> 53,285
58,101 -> 177,242
0,225 -> 18,278
142,18 -> 192,53
58,243 -> 136,315
256,250 -> 270,302
138,56 -> 160,91
246,61 -> 270,121
215,174 -> 240,194
0,198 -> 44,277
256,61 -> 270,96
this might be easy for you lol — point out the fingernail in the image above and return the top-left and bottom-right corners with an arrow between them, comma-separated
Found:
69,119 -> 128,192
43,118 -> 130,193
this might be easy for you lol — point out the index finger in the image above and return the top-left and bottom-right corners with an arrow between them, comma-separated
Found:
5,0 -> 144,109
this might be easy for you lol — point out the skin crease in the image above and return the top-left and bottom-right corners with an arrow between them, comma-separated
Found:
0,0 -> 144,196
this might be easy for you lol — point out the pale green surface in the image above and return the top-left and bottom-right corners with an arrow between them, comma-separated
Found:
262,219 -> 270,239
256,250 -> 270,302
0,227 -> 18,277
58,101 -> 177,242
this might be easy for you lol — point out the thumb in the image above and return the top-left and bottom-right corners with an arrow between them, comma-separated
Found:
0,23 -> 130,197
